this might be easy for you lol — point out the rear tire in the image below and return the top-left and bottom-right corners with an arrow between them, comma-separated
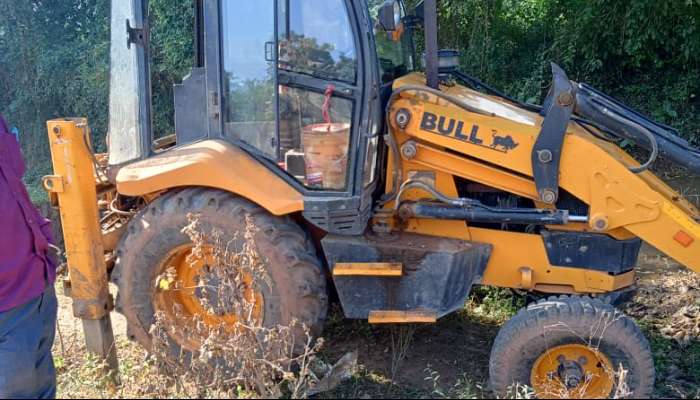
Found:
489,295 -> 655,398
112,188 -> 328,354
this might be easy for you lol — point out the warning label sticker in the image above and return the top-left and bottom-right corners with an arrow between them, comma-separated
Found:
663,202 -> 700,238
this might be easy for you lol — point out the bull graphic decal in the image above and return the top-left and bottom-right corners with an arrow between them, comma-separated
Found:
419,111 -> 519,153
490,132 -> 519,152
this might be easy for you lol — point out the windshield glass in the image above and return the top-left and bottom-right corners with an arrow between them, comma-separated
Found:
368,0 -> 414,84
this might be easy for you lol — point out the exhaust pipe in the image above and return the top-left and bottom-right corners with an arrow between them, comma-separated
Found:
424,0 -> 439,89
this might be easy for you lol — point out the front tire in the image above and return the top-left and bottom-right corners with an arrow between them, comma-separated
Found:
489,295 -> 655,398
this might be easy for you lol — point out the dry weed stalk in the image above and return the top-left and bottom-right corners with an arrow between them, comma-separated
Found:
504,383 -> 536,399
389,324 -> 416,383
150,213 -> 338,399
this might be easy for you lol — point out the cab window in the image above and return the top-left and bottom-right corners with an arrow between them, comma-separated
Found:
278,0 -> 357,83
277,0 -> 357,191
369,0 -> 414,84
221,0 -> 358,191
221,1 -> 277,157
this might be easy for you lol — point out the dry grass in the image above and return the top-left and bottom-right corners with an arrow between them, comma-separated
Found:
54,227 -> 699,399
389,325 -> 416,383
56,214 -> 354,399
56,274 -> 699,399
627,267 -> 700,347
624,259 -> 700,399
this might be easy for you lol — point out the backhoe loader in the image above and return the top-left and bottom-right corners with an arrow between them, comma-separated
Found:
44,0 -> 700,397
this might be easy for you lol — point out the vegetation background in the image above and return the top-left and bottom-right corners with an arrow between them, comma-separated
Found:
0,0 -> 698,200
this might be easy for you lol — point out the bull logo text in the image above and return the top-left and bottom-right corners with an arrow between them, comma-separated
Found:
420,112 -> 519,153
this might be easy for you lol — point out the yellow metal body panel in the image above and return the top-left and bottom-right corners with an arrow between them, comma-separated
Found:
368,310 -> 438,324
389,167 -> 634,294
402,212 -> 635,294
116,139 -> 304,216
382,73 -> 700,293
333,263 -> 403,277
45,119 -> 111,319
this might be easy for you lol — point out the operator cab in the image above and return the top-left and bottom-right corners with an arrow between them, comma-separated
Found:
108,0 -> 416,234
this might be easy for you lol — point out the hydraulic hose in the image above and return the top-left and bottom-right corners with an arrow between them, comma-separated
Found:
451,70 -> 681,174
599,107 -> 659,173
576,83 -> 700,174
394,180 -> 470,211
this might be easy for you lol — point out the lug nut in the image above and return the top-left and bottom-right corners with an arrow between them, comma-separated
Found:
566,376 -> 582,389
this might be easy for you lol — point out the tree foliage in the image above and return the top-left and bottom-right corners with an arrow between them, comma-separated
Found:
0,0 -> 698,197
430,0 -> 699,137
0,0 -> 110,192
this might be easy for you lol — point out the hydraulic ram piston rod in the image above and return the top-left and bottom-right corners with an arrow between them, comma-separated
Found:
400,202 -> 589,225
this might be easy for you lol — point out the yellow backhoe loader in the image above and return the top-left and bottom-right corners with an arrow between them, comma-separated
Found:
44,0 -> 700,397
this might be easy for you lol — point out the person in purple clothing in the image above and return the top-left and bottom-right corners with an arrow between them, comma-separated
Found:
0,114 -> 57,399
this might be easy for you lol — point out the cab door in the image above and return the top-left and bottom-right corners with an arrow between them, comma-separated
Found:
218,0 -> 377,234
220,0 -> 363,191
219,1 -> 278,158
108,0 -> 152,166
275,0 -> 362,192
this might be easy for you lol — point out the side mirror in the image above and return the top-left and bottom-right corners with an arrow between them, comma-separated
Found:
378,0 -> 401,32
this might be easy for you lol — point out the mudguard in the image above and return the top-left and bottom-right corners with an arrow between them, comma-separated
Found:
116,139 -> 304,216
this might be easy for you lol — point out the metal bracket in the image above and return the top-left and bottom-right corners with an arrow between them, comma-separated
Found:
588,171 -> 660,231
42,175 -> 65,193
126,19 -> 145,49
532,63 -> 576,204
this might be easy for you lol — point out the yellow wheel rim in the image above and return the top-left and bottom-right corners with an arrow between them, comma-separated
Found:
153,244 -> 264,351
531,344 -> 615,399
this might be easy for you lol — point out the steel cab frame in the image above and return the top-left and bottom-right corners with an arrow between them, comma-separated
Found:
108,0 -> 420,235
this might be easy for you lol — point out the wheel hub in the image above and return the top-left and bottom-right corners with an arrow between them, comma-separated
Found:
154,244 -> 264,351
531,344 -> 615,399
193,267 -> 247,317
556,355 -> 587,389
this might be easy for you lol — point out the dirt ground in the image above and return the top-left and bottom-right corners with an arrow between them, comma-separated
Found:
316,169 -> 700,399
52,167 -> 700,399
53,244 -> 700,399
316,245 -> 700,399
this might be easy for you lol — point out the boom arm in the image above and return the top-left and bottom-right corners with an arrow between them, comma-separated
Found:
387,73 -> 700,275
